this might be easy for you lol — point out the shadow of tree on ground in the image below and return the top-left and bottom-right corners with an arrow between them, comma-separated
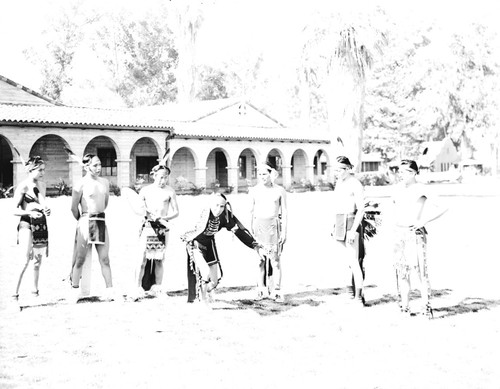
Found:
365,288 -> 454,308
433,297 -> 500,319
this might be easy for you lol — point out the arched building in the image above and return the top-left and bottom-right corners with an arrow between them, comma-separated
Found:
0,75 -> 333,194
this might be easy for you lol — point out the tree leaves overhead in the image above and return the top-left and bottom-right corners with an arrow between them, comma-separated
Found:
95,11 -> 178,107
364,19 -> 500,161
24,1 -> 100,102
25,1 -> 500,170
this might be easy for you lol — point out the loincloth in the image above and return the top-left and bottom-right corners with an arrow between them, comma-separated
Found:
393,227 -> 428,278
140,220 -> 169,261
18,214 -> 49,255
77,212 -> 106,245
253,217 -> 280,256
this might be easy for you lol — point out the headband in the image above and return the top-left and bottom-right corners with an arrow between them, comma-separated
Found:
150,164 -> 171,175
400,159 -> 419,173
25,156 -> 44,172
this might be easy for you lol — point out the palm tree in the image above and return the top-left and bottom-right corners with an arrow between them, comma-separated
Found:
300,6 -> 387,170
169,1 -> 209,103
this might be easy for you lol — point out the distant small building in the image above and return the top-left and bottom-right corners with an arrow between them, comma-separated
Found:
361,152 -> 383,173
460,158 -> 483,175
418,137 -> 460,172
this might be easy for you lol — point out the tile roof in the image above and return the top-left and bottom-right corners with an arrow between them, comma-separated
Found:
0,101 -> 330,142
0,104 -> 174,131
172,122 -> 330,143
0,74 -> 329,142
137,99 -> 330,143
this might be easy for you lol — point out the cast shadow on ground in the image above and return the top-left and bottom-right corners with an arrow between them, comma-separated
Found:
433,297 -> 500,319
18,295 -> 140,311
366,288 -> 500,319
171,285 -> 363,317
365,288 -> 454,308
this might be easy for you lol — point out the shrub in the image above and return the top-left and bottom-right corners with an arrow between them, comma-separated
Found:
356,172 -> 390,186
53,178 -> 72,196
0,184 -> 13,198
109,182 -> 121,196
175,176 -> 205,195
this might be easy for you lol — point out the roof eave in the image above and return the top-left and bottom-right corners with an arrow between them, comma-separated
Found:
0,120 -> 174,132
175,133 -> 330,144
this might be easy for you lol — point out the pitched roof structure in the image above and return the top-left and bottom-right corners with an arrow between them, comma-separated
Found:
0,76 -> 172,131
137,98 -> 330,143
0,75 -> 329,143
0,75 -> 56,106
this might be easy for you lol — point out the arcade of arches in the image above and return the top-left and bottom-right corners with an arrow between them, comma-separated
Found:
0,129 -> 333,194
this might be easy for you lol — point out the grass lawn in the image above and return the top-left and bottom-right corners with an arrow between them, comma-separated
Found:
1,179 -> 499,389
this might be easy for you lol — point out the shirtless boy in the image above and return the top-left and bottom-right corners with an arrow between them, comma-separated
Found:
133,165 -> 179,299
70,154 -> 114,302
390,159 -> 447,318
249,161 -> 288,302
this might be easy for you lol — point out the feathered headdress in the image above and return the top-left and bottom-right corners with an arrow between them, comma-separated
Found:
14,147 -> 44,172
362,200 -> 382,241
13,147 -> 25,167
64,147 -> 85,167
150,148 -> 171,175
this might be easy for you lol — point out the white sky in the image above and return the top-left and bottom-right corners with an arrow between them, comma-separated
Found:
0,0 -> 498,93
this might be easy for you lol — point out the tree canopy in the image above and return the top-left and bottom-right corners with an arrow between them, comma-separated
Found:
15,1 -> 500,172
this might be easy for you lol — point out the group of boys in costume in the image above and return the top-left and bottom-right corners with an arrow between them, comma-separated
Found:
12,148 -> 444,318
180,160 -> 287,304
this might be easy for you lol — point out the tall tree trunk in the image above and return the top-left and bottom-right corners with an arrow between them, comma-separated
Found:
172,3 -> 203,103
326,62 -> 365,171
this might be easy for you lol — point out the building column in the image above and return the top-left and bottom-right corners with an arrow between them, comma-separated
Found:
305,164 -> 315,183
281,165 -> 292,189
116,159 -> 132,188
195,167 -> 207,189
327,164 -> 336,184
12,161 -> 24,188
226,166 -> 239,194
68,160 -> 82,186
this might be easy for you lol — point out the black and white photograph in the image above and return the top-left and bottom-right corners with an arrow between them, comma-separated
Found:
1,0 -> 499,388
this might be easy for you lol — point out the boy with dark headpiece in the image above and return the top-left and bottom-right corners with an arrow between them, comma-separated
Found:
181,193 -> 263,305
70,153 -> 115,302
331,156 -> 366,305
390,159 -> 446,318
249,160 -> 288,302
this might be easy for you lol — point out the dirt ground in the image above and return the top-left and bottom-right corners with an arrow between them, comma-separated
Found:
1,180 -> 500,389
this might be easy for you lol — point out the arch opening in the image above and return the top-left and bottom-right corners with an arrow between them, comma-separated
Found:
237,148 -> 258,192
30,134 -> 71,191
130,137 -> 160,185
290,149 -> 307,183
206,148 -> 229,190
0,135 -> 14,191
84,136 -> 119,185
171,147 -> 197,190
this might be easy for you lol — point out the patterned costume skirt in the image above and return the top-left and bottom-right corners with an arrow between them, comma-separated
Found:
140,220 -> 169,261
393,227 -> 428,279
18,214 -> 48,255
